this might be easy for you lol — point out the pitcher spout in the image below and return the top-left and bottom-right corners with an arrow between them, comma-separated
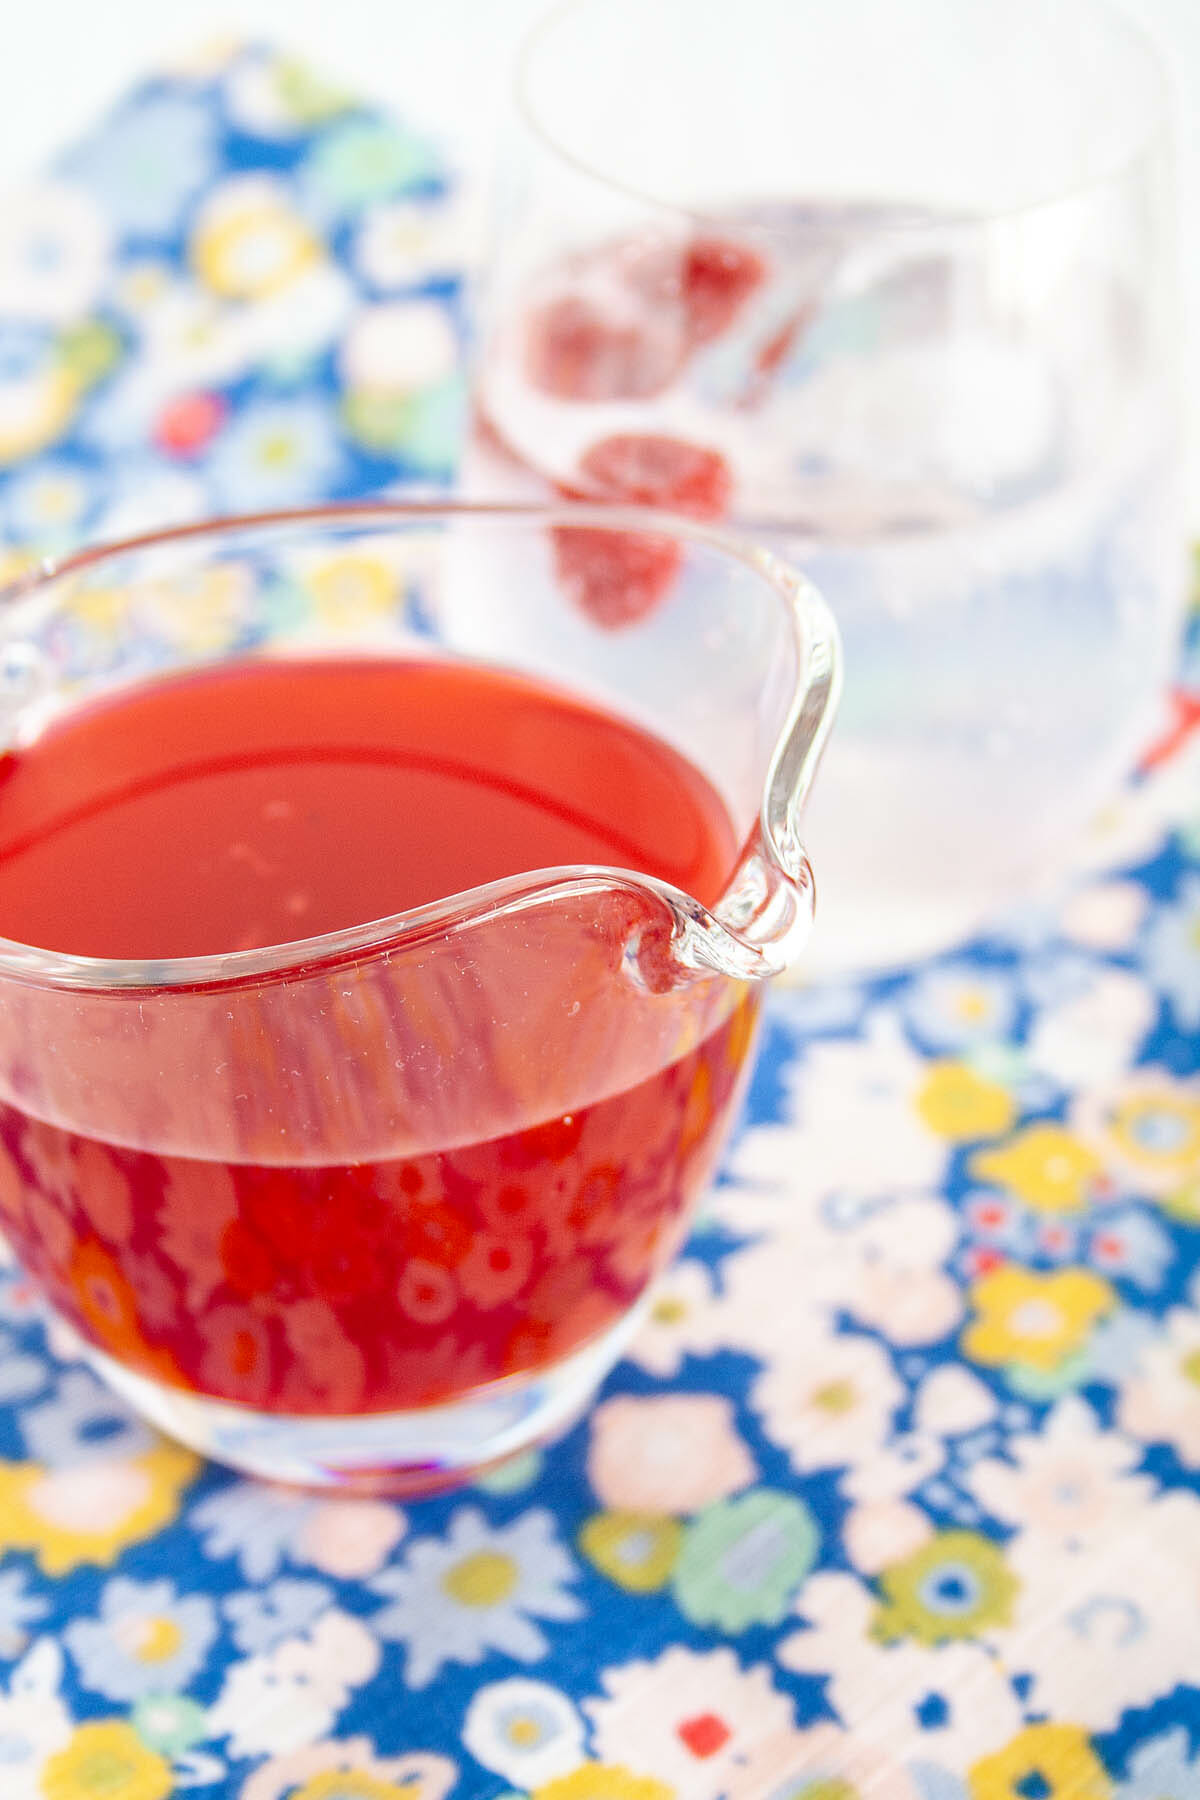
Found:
673,560 -> 841,983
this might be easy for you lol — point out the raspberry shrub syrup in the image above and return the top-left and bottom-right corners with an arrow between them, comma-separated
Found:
0,655 -> 751,1416
0,506 -> 838,1489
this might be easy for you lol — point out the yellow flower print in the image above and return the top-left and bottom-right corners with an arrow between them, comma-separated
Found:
917,1062 -> 1016,1141
962,1266 -> 1115,1374
62,581 -> 135,634
873,1529 -> 1018,1644
533,1768 -> 675,1800
13,472 -> 86,536
969,1124 -> 1100,1212
294,1775 -> 423,1800
968,1723 -> 1111,1800
440,1549 -> 520,1606
40,1719 -> 172,1800
0,546 -> 38,589
57,321 -> 122,387
274,58 -> 356,126
1073,1072 -> 1200,1211
191,184 -> 321,300
308,553 -> 397,630
115,260 -> 173,314
0,363 -> 79,466
1163,1176 -> 1200,1226
1105,1082 -> 1200,1191
0,321 -> 117,470
140,562 -> 255,656
163,35 -> 245,78
0,1443 -> 198,1576
579,1511 -> 683,1592
242,1748 -> 454,1800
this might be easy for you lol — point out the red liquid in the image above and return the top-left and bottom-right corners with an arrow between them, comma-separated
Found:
0,655 -> 758,1414
0,655 -> 734,960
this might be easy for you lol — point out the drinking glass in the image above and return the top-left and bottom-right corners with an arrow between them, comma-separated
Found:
0,502 -> 838,1491
473,0 -> 1186,971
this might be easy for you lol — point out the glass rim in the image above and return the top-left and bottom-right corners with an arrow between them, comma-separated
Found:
0,498 -> 840,994
515,0 -> 1173,234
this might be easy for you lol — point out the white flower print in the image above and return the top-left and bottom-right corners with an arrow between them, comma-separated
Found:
126,279 -> 252,386
1118,1306 -> 1200,1467
986,1490 -> 1200,1728
0,1568 -> 47,1660
340,298 -> 458,393
241,1738 -> 456,1800
463,1677 -> 585,1790
765,1723 -> 922,1800
369,1507 -> 582,1689
751,1321 -> 904,1475
778,1572 -> 1023,1773
64,1575 -> 217,1701
95,462 -> 207,540
0,1640 -> 71,1800
843,1499 -> 935,1576
96,245 -> 351,445
587,1392 -> 755,1515
4,460 -> 94,551
914,1366 -> 997,1437
1059,879 -> 1148,952
711,1017 -> 951,1262
626,1258 -> 727,1378
707,1121 -> 835,1246
204,395 -> 342,510
1141,870 -> 1200,1030
845,1192 -> 960,1270
703,1232 -> 840,1360
223,50 -> 354,141
294,1498 -> 406,1579
1027,966 -> 1157,1089
841,1432 -> 946,1503
190,1481 -> 405,1583
223,1579 -> 333,1656
745,1013 -> 951,1204
851,1260 -> 962,1347
965,1396 -> 1154,1548
709,1188 -> 960,1360
902,963 -> 1018,1053
0,182 -> 110,323
355,192 -> 480,291
207,1609 -> 379,1760
585,1645 -> 804,1800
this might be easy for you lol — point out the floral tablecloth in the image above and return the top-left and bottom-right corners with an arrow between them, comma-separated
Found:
1,41 -> 1200,1800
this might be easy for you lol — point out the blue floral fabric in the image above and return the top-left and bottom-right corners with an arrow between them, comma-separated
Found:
0,42 -> 466,577
0,40 -> 1199,1800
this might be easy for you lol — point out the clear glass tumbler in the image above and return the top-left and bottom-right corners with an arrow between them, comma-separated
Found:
474,0 -> 1187,971
0,503 -> 838,1491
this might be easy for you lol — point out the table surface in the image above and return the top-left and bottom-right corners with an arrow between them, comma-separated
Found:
0,44 -> 1198,1800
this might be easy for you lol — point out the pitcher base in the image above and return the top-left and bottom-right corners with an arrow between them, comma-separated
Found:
82,1298 -> 649,1494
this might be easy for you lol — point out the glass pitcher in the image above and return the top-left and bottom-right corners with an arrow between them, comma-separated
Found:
0,503 -> 839,1491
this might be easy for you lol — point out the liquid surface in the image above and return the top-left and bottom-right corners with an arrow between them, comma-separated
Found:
0,653 -> 737,959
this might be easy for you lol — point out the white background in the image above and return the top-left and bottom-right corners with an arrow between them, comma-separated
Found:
1,0 -> 1199,509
